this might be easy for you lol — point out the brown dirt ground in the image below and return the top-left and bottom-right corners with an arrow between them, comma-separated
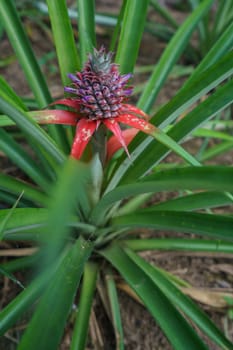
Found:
0,1 -> 233,349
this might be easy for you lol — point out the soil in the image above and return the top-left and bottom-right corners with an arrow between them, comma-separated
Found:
0,1 -> 233,349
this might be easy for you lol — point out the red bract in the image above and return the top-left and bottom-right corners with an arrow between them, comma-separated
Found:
34,47 -> 156,161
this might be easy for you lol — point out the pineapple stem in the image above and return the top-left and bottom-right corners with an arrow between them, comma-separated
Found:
91,124 -> 107,167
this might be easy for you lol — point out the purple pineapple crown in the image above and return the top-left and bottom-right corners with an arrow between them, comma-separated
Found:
64,46 -> 133,120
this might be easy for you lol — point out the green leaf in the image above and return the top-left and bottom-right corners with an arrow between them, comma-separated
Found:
0,192 -> 24,240
77,0 -> 96,66
0,207 -> 94,241
0,266 -> 25,290
0,208 -> 49,239
201,141 -> 233,162
185,19 -> 233,85
113,210 -> 233,242
149,191 -> 233,211
124,248 -> 233,350
93,166 -> 233,224
115,74 -> 233,186
0,111 -> 61,182
0,0 -> 51,107
0,254 -> 39,273
150,128 -> 201,166
123,238 -> 233,254
0,76 -> 26,110
109,0 -> 127,52
193,128 -> 233,142
150,0 -> 179,29
213,0 -> 233,37
0,0 -> 68,146
101,245 -> 208,350
38,158 -> 91,269
119,189 -> 233,217
0,128 -> 50,191
0,94 -> 65,168
18,237 -> 93,350
115,0 -> 150,74
106,51 -> 233,191
0,254 -> 60,335
46,0 -> 80,152
0,114 -> 19,127
138,0 -> 213,112
105,268 -> 124,350
46,0 -> 80,84
145,21 -> 176,46
0,191 -> 29,207
187,0 -> 206,52
0,173 -> 47,207
70,262 -> 98,350
144,49 -> 233,131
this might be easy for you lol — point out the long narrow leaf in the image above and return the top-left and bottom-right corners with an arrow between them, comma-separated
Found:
0,128 -> 50,191
138,0 -> 213,112
150,0 -> 179,29
125,248 -> 233,350
0,207 -> 94,242
187,0 -> 206,50
0,173 -> 47,207
0,192 -> 24,240
18,237 -> 93,350
0,0 -> 51,107
113,210 -> 233,242
76,0 -> 96,66
46,0 -> 80,85
212,0 -> 233,39
105,269 -> 124,350
70,262 -> 98,350
0,94 -> 65,168
46,0 -> 81,152
0,208 -> 49,238
0,0 -> 68,146
115,75 -> 233,186
154,50 -> 233,130
109,0 -> 127,52
38,158 -> 91,269
92,166 -> 233,224
193,128 -> 233,142
0,76 -> 26,110
0,253 -> 62,335
101,245 -> 208,350
106,51 -> 233,191
184,20 -> 233,86
0,254 -> 40,273
0,190 -> 30,208
148,191 -> 233,211
201,141 -> 233,162
124,238 -> 233,254
150,128 -> 201,166
115,0 -> 150,74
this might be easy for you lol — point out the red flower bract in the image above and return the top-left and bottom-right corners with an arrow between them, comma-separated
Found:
37,47 -> 156,160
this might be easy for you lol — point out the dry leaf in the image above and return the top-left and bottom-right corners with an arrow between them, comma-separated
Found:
180,287 -> 233,308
